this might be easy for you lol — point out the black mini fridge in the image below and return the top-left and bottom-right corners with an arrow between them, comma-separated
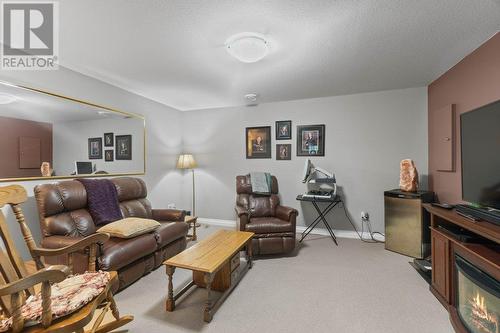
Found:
384,189 -> 434,258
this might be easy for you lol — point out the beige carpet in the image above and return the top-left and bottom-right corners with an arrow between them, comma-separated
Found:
113,224 -> 454,333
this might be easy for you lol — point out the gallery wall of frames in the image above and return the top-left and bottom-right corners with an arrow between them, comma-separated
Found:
246,121 -> 325,160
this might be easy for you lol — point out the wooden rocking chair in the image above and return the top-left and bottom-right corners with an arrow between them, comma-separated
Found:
0,185 -> 133,333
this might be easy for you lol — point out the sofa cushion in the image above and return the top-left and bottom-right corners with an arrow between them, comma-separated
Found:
249,194 -> 280,217
246,217 -> 294,233
99,233 -> 157,271
154,222 -> 189,249
98,217 -> 160,239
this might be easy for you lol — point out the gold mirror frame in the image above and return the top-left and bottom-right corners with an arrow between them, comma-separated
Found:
0,80 -> 146,182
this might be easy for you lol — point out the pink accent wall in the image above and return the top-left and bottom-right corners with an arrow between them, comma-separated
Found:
428,32 -> 500,203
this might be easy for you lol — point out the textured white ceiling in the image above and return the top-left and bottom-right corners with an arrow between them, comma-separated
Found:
59,0 -> 500,111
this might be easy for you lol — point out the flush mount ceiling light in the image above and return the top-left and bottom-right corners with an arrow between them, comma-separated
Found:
225,32 -> 269,63
0,93 -> 17,104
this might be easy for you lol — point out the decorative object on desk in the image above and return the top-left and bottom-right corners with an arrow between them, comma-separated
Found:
297,124 -> 325,156
246,126 -> 271,159
88,137 -> 103,159
116,135 -> 132,160
40,161 -> 52,177
105,149 -> 114,162
104,132 -> 114,147
399,159 -> 419,192
275,120 -> 292,140
276,144 -> 291,160
177,154 -> 198,216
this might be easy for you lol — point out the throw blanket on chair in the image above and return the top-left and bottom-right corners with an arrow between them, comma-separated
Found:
77,178 -> 123,226
250,172 -> 272,195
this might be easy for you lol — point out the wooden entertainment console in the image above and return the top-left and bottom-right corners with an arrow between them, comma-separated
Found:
424,204 -> 500,333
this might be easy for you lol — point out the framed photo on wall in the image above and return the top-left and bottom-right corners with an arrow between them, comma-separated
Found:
246,126 -> 271,159
275,120 -> 292,140
104,133 -> 114,147
88,138 -> 102,159
276,144 -> 291,160
296,124 -> 325,156
116,135 -> 132,160
105,150 -> 114,162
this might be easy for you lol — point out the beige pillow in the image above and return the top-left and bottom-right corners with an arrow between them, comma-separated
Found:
98,217 -> 160,239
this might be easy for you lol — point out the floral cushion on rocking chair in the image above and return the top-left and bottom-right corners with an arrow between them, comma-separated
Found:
0,271 -> 110,332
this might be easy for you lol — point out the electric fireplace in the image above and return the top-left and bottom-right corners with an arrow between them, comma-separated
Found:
455,254 -> 500,333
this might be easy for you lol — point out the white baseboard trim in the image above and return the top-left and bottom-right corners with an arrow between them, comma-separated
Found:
198,217 -> 370,240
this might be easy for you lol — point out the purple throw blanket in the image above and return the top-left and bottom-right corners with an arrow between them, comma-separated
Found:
77,178 -> 123,226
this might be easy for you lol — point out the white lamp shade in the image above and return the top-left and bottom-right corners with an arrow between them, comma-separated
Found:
176,154 -> 197,169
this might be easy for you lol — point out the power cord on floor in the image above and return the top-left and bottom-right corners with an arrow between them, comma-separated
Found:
339,198 -> 385,243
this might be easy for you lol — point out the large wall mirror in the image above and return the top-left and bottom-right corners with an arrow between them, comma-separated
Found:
0,81 -> 145,181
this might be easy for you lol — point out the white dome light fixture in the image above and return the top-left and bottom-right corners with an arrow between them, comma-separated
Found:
0,93 -> 17,104
225,32 -> 269,63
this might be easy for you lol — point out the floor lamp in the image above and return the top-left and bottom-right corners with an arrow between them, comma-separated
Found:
176,154 -> 198,218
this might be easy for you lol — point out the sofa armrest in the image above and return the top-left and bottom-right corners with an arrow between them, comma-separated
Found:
235,205 -> 249,217
152,209 -> 186,222
276,205 -> 298,222
235,205 -> 250,231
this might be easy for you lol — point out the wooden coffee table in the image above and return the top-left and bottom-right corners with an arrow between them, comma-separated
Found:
163,230 -> 254,322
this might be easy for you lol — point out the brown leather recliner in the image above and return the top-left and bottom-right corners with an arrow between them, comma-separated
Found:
34,177 -> 189,292
235,175 -> 298,255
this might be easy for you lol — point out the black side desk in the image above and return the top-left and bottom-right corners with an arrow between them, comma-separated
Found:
296,195 -> 342,245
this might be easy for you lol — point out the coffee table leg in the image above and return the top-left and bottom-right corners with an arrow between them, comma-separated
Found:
203,273 -> 214,322
166,265 -> 176,312
246,240 -> 253,269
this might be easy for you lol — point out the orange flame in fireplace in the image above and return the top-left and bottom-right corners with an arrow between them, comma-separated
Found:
473,292 -> 487,313
470,291 -> 498,333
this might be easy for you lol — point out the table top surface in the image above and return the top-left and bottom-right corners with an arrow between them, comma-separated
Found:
164,230 -> 254,273
184,215 -> 197,223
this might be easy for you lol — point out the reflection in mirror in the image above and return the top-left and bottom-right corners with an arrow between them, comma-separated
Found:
0,81 -> 145,181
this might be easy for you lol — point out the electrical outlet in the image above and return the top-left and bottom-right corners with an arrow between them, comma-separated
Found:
361,211 -> 369,220
167,203 -> 176,209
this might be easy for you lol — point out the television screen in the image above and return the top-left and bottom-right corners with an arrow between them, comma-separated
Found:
461,100 -> 500,210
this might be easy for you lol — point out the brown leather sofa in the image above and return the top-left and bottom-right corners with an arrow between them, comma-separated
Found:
235,175 -> 298,255
34,177 -> 189,292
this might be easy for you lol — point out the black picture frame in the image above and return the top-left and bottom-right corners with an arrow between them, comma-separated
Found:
296,125 -> 325,156
104,133 -> 114,147
275,120 -> 292,140
115,135 -> 132,160
246,126 -> 271,159
88,138 -> 102,159
105,150 -> 114,162
276,144 -> 291,160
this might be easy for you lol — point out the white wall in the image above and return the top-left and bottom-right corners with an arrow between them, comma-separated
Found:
0,68 -> 186,259
53,117 -> 145,175
181,87 -> 428,233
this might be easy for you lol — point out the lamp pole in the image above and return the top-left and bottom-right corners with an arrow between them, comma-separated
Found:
191,168 -> 195,216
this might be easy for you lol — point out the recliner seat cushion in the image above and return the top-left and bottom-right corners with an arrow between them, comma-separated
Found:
154,222 -> 189,248
99,233 -> 157,271
246,217 -> 294,233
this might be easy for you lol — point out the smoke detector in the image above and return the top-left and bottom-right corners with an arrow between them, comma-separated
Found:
245,93 -> 258,104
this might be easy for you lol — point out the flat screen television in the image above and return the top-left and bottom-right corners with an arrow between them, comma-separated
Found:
460,99 -> 500,211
